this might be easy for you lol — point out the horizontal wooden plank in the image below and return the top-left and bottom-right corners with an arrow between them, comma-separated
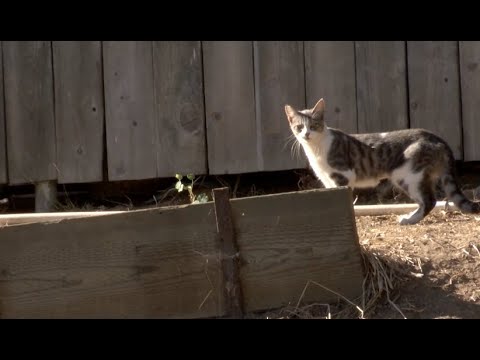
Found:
0,187 -> 363,318
0,200 -> 456,227
0,211 -> 124,227
354,201 -> 455,216
230,187 -> 363,312
0,204 -> 224,318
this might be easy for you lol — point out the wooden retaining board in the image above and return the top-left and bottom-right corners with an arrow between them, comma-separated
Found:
0,187 -> 363,318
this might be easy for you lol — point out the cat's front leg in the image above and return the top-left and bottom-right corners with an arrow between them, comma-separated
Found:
317,174 -> 338,189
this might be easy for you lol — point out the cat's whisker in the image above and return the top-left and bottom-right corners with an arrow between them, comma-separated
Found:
290,141 -> 296,159
283,134 -> 297,151
296,141 -> 302,160
290,139 -> 302,161
293,141 -> 299,160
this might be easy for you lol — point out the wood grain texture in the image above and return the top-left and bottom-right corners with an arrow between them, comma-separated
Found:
0,204 -> 224,319
153,41 -> 206,177
213,187 -> 244,318
0,187 -> 363,318
52,41 -> 104,183
103,41 -> 157,181
3,41 -> 57,185
230,187 -> 363,313
459,41 -> 480,161
407,41 -> 463,159
355,41 -> 408,133
0,42 -> 6,184
305,41 -> 357,133
254,41 -> 307,171
203,41 -> 258,174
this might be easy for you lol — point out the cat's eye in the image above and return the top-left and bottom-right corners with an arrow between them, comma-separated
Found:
310,124 -> 318,131
295,124 -> 304,132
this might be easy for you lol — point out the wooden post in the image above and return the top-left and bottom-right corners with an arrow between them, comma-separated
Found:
35,181 -> 58,212
0,184 -> 7,212
212,187 -> 244,318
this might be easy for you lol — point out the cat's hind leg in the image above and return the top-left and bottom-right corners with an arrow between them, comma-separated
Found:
392,170 -> 436,225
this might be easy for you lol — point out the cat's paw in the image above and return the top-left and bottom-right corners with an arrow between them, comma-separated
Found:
398,216 -> 413,225
398,213 -> 421,225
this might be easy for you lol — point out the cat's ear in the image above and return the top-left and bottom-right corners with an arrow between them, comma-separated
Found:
285,105 -> 297,123
312,98 -> 325,120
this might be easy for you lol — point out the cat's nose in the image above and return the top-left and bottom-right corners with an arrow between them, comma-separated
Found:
303,132 -> 310,140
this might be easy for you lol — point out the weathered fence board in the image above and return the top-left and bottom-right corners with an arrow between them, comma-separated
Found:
0,42 -> 6,184
459,41 -> 480,161
3,41 -> 57,185
254,41 -> 307,171
407,41 -> 463,159
153,41 -> 206,178
305,41 -> 357,134
203,41 -> 258,174
103,41 -> 157,181
232,188 -> 363,312
0,203 -> 224,319
0,187 -> 362,318
355,41 -> 409,133
52,41 -> 104,183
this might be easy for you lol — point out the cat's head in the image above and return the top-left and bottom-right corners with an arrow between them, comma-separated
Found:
284,98 -> 325,144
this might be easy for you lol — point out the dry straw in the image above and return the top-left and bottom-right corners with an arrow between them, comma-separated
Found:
261,243 -> 422,319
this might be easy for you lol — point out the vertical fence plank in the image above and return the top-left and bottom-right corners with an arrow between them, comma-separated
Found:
459,41 -> 480,161
103,41 -> 157,181
53,41 -> 104,183
0,42 -> 6,184
305,41 -> 357,134
355,41 -> 408,133
407,41 -> 462,159
254,41 -> 307,171
3,41 -> 57,185
153,41 -> 206,178
203,41 -> 258,174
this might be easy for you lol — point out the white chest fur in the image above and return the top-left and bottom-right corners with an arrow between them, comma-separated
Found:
300,130 -> 339,188
299,129 -> 380,189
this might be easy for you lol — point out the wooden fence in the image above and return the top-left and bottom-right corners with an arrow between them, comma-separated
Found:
0,41 -> 478,186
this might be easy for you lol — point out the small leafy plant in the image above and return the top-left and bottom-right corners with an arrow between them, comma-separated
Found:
175,173 -> 209,204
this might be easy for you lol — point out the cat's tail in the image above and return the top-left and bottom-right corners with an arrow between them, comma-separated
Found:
441,151 -> 480,214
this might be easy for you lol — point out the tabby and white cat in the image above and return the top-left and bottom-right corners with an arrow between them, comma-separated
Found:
285,98 -> 480,225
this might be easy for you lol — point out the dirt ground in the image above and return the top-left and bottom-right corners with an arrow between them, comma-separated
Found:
355,210 -> 480,319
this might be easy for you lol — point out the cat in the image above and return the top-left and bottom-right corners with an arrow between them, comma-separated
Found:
284,98 -> 480,225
